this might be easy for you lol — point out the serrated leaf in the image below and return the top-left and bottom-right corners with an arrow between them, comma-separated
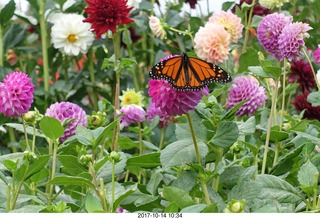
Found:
160,139 -> 208,169
39,116 -> 64,140
210,122 -> 239,148
162,186 -> 195,209
297,160 -> 319,195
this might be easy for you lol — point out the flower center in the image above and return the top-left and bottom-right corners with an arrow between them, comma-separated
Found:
67,34 -> 78,43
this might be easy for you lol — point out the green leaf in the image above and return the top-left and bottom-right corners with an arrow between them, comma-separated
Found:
236,116 -> 256,134
127,152 -> 161,169
221,100 -> 247,121
165,202 -> 179,213
180,204 -> 207,213
297,160 -> 319,195
96,152 -> 127,182
256,174 -> 303,204
5,123 -> 44,138
307,91 -> 320,107
146,171 -> 163,196
248,66 -> 277,78
162,186 -> 195,209
293,131 -> 320,145
160,139 -> 208,169
95,120 -> 117,147
238,48 -> 260,73
25,155 -> 50,180
0,0 -> 16,25
48,176 -> 95,188
85,193 -> 104,213
210,122 -> 239,148
2,159 -> 18,173
9,205 -> 45,213
39,116 -> 64,140
262,66 -> 282,78
261,130 -> 289,142
113,184 -> 137,212
58,155 -> 87,176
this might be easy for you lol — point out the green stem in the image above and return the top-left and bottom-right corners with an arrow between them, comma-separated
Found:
11,163 -> 29,210
312,173 -> 319,209
49,140 -> 58,204
22,116 -> 30,150
273,142 -> 280,166
242,0 -> 256,53
186,114 -> 201,165
138,123 -> 143,155
32,123 -> 37,153
302,48 -> 320,91
111,160 -> 115,211
158,127 -> 165,151
88,49 -> 98,111
262,77 -> 280,174
0,24 -> 3,66
280,59 -> 287,130
38,0 -> 50,95
6,185 -> 11,212
212,147 -> 223,191
8,128 -> 17,153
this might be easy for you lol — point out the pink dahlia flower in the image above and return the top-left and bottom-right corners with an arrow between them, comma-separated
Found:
278,22 -> 312,62
45,102 -> 87,142
257,13 -> 293,61
147,102 -> 174,128
119,104 -> 146,128
313,45 -> 320,64
226,76 -> 267,117
208,11 -> 244,44
194,22 -> 230,64
0,71 -> 34,117
148,79 -> 208,116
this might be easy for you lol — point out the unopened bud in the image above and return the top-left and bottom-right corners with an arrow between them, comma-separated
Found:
23,111 -> 36,123
109,151 -> 121,163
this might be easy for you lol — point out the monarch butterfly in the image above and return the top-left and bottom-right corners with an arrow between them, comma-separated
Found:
149,52 -> 232,91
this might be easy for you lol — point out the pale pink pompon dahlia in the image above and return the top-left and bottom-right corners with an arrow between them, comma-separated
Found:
45,102 -> 88,142
208,11 -> 244,44
0,71 -> 34,117
226,76 -> 267,117
194,22 -> 230,64
119,104 -> 146,129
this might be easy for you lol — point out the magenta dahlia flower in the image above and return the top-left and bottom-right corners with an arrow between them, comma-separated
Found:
147,102 -> 174,128
45,102 -> 88,142
278,22 -> 312,61
313,45 -> 320,64
226,76 -> 267,117
83,0 -> 134,39
119,104 -> 146,128
257,13 -> 293,61
0,71 -> 34,117
148,79 -> 208,116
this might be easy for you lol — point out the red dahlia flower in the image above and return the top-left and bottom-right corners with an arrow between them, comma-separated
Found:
83,0 -> 134,39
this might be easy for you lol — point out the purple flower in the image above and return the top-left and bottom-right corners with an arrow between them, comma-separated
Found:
0,71 -> 34,117
288,60 -> 315,92
116,207 -> 129,213
278,22 -> 312,61
45,102 -> 88,142
147,102 -> 174,128
226,76 -> 267,117
119,104 -> 146,128
148,79 -> 208,116
313,44 -> 320,64
257,13 -> 293,61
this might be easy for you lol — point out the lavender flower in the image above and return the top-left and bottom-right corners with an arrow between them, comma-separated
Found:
313,45 -> 320,64
45,102 -> 88,142
147,102 -> 174,128
278,22 -> 312,61
257,13 -> 293,61
119,104 -> 146,128
226,76 -> 267,117
0,71 -> 34,117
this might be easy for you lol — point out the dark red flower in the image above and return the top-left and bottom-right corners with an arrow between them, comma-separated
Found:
292,91 -> 320,120
184,0 -> 199,9
232,0 -> 272,17
289,60 -> 316,93
83,0 -> 134,39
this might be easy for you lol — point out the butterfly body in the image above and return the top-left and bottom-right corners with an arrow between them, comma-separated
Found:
149,52 -> 232,91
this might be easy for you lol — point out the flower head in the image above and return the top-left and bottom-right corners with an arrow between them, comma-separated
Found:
83,0 -> 134,39
278,22 -> 312,61
0,72 -> 34,117
147,102 -> 174,128
50,13 -> 94,56
226,76 -> 267,117
45,102 -> 88,142
232,0 -> 272,17
289,60 -> 316,92
313,45 -> 320,64
208,11 -> 244,43
259,0 -> 289,9
148,79 -> 208,116
194,22 -> 230,64
119,104 -> 146,128
119,88 -> 144,107
184,0 -> 199,9
292,91 -> 320,120
257,13 -> 293,61
149,16 -> 166,39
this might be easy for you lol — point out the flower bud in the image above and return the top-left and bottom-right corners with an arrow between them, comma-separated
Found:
23,111 -> 36,123
224,199 -> 245,213
23,150 -> 37,162
79,154 -> 93,166
109,151 -> 121,163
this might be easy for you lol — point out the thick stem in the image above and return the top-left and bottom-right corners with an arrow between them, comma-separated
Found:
302,48 -> 320,91
212,147 -> 223,191
138,122 -> 143,155
49,140 -> 58,203
261,78 -> 280,174
11,163 -> 30,210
